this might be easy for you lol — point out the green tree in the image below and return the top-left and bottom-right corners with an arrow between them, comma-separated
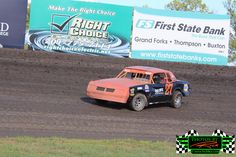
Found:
224,0 -> 236,63
224,0 -> 236,35
229,38 -> 236,62
166,0 -> 209,12
26,4 -> 30,30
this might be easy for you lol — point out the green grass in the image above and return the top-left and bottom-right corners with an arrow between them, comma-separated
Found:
0,137 -> 235,157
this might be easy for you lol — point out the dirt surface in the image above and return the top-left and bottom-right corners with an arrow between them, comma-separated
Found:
0,48 -> 235,141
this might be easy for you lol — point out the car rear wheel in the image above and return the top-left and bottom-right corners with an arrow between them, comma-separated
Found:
171,91 -> 183,108
129,93 -> 147,111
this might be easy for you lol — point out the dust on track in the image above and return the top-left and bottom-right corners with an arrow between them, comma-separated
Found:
0,48 -> 235,141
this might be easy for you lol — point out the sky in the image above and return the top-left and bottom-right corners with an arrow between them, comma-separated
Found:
77,0 -> 227,14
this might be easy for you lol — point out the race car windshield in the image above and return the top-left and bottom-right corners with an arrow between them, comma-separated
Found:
117,71 -> 150,82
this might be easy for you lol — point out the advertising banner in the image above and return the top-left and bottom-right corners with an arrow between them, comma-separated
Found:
131,8 -> 230,65
27,0 -> 133,57
0,0 -> 28,48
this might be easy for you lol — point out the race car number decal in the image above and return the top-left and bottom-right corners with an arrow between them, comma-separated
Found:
165,83 -> 173,95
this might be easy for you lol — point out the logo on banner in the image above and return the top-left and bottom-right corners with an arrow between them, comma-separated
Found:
51,14 -> 78,34
0,22 -> 9,36
50,14 -> 111,39
136,19 -> 226,35
176,130 -> 235,154
70,18 -> 111,39
136,19 -> 155,29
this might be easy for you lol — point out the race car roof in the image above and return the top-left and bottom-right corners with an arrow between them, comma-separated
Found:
125,66 -> 170,74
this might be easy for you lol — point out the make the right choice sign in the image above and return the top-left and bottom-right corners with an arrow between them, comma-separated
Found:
131,8 -> 230,66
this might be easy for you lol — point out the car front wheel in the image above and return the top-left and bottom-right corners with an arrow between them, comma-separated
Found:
129,93 -> 147,111
171,91 -> 183,108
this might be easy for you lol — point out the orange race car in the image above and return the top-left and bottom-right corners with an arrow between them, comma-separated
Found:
87,66 -> 190,111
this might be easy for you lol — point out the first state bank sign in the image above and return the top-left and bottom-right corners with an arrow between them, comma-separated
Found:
131,8 -> 230,66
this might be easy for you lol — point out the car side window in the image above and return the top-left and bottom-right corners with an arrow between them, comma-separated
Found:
153,73 -> 166,84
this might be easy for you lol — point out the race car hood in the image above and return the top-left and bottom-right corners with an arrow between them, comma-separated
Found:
87,78 -> 147,103
89,78 -> 147,89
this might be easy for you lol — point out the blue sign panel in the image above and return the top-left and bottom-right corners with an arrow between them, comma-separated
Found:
0,0 -> 28,48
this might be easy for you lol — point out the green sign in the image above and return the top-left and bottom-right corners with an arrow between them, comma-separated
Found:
28,0 -> 133,57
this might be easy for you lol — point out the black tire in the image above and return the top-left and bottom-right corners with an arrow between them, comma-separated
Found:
95,99 -> 107,104
129,93 -> 147,111
171,91 -> 183,108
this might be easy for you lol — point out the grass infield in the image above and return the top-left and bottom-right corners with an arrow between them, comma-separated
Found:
0,137 -> 234,157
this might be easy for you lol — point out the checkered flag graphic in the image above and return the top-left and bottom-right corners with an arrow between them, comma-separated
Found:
223,138 -> 235,154
212,129 -> 235,154
176,130 -> 199,154
212,129 -> 227,137
185,129 -> 199,136
176,140 -> 188,154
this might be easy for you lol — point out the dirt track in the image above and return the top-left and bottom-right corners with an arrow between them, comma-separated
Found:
0,48 -> 235,141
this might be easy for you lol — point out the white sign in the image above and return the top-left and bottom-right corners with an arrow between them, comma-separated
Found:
131,8 -> 230,66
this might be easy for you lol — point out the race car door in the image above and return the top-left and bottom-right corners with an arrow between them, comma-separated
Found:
149,73 -> 167,103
